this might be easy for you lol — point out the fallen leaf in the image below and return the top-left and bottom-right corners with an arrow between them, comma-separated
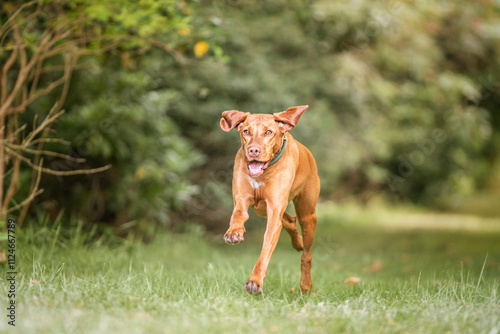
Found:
0,250 -> 6,263
344,276 -> 361,286
128,296 -> 146,302
131,312 -> 151,319
363,259 -> 384,273
30,279 -> 40,284
386,313 -> 396,325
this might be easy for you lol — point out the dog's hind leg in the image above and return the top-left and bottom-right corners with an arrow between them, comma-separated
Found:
282,212 -> 303,251
294,174 -> 320,293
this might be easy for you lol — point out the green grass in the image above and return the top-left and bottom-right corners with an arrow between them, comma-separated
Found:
1,204 -> 500,333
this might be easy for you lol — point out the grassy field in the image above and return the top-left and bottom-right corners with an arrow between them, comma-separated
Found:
1,203 -> 500,333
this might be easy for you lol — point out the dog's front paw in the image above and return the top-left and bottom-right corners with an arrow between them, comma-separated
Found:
244,279 -> 263,295
300,279 -> 313,294
224,227 -> 245,244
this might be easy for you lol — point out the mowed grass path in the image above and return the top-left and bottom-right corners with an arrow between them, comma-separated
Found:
1,204 -> 500,333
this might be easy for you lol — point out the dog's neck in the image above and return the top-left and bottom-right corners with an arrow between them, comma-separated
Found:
268,135 -> 287,167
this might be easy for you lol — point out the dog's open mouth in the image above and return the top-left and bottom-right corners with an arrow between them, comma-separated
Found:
247,160 -> 270,177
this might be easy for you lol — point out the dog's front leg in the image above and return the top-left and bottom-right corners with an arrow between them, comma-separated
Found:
244,200 -> 286,294
224,195 -> 252,244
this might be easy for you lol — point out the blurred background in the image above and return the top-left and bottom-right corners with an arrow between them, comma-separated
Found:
1,0 -> 499,237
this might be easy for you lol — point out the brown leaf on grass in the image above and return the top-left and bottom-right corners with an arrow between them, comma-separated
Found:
344,276 -> 361,286
386,313 -> 397,325
0,250 -> 6,263
30,279 -> 40,284
131,312 -> 151,319
128,296 -> 146,302
363,260 -> 384,273
461,257 -> 471,267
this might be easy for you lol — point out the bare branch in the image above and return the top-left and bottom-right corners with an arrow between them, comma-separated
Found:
30,138 -> 71,146
5,158 -> 44,215
29,53 -> 44,97
1,44 -> 19,103
6,147 -> 111,176
0,1 -> 39,37
150,39 -> 190,64
2,157 -> 20,210
23,105 -> 64,145
10,73 -> 67,114
5,190 -> 44,215
5,143 -> 85,162
1,167 -> 14,179
0,24 -> 54,116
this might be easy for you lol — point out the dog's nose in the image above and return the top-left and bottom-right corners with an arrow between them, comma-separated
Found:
247,145 -> 260,158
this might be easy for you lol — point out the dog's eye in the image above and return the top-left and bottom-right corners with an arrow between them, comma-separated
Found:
265,130 -> 273,136
243,129 -> 250,135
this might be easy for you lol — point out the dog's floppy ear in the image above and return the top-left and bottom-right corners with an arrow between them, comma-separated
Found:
220,110 -> 249,132
273,105 -> 309,133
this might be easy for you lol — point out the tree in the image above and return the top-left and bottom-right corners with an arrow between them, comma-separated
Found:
0,0 -> 208,226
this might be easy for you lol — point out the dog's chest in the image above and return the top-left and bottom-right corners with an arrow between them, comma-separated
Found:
247,176 -> 266,211
247,176 -> 264,191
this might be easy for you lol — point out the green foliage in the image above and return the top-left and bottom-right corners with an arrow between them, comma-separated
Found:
179,0 -> 500,205
1,0 -> 219,227
43,59 -> 205,227
55,0 -> 192,51
5,0 -> 500,227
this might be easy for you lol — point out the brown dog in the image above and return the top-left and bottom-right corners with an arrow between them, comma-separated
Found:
220,105 -> 320,294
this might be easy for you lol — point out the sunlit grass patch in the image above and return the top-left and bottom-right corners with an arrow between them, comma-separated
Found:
1,205 -> 499,333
